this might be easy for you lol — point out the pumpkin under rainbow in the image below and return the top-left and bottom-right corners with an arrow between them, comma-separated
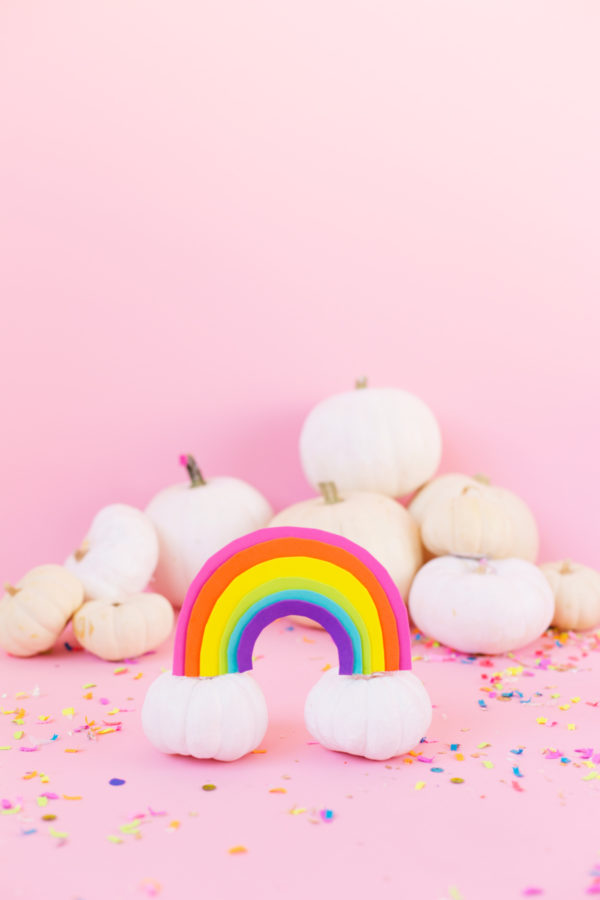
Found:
173,526 -> 412,677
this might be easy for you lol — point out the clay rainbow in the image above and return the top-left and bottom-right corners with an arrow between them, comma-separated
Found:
173,526 -> 412,677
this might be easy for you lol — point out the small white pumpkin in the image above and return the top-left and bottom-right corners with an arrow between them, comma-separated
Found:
142,671 -> 268,761
0,565 -> 84,657
65,503 -> 159,603
299,380 -> 442,498
540,560 -> 600,631
409,473 -> 539,562
72,592 -> 174,660
269,482 -> 422,627
304,669 -> 432,761
145,455 -> 273,608
409,555 -> 554,655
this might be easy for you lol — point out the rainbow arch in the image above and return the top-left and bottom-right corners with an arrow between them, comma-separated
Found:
173,527 -> 411,677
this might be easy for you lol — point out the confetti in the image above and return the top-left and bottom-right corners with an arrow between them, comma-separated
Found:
109,778 -> 126,786
228,846 -> 248,854
202,784 -> 216,792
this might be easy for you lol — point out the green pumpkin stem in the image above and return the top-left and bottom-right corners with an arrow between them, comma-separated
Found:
318,481 -> 343,505
182,454 -> 206,488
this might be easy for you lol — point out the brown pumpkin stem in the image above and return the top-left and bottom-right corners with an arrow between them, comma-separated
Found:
4,583 -> 20,597
318,481 -> 343,505
355,376 -> 368,389
73,539 -> 90,562
473,473 -> 491,486
559,559 -> 574,575
181,453 -> 206,488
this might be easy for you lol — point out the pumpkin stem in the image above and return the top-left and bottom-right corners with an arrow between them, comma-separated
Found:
73,539 -> 90,562
473,558 -> 493,575
179,453 -> 206,488
355,376 -> 368,389
559,559 -> 574,575
318,481 -> 343,505
473,473 -> 491,486
4,583 -> 20,597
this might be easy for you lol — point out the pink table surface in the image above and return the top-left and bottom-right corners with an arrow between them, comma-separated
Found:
1,619 -> 599,900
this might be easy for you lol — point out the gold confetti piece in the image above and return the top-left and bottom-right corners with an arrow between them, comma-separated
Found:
113,666 -> 128,675
536,717 -> 547,724
13,731 -> 24,740
82,683 -> 96,689
251,749 -> 267,754
40,774 -> 49,783
167,820 -> 180,830
455,753 -> 465,761
559,704 -> 571,710
23,771 -> 37,780
1,805 -> 21,815
450,778 -> 464,784
62,795 -> 82,801
567,723 -> 576,730
228,846 -> 248,854
61,708 -> 75,719
41,814 -> 56,821
82,693 -> 93,700
37,796 -> 48,807
0,746 -> 11,751
15,691 -> 29,698
321,664 -> 332,672
64,748 -> 81,753
133,672 -> 143,680
483,761 -> 494,769
107,835 -> 123,844
48,828 -> 68,839
415,781 -> 426,791
571,696 -> 581,703
269,788 -> 287,794
13,718 -> 24,725
477,742 -> 490,749
289,807 -> 307,815
550,693 -> 560,699
96,727 -> 118,735
107,708 -> 120,716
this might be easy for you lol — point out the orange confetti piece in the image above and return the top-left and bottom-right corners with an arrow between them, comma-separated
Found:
251,749 -> 267,754
228,845 -> 248,854
269,788 -> 287,794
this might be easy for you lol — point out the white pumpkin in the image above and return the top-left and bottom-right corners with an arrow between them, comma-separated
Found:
304,669 -> 432,761
409,474 -> 539,562
409,555 -> 554,655
0,565 -> 84,657
540,560 -> 600,631
142,671 -> 268,761
73,592 -> 174,660
269,483 -> 422,627
145,455 -> 273,608
299,381 -> 442,498
65,504 -> 159,603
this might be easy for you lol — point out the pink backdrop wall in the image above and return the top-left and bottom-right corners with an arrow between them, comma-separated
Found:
1,1 -> 599,581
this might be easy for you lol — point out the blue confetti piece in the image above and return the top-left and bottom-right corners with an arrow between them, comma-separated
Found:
22,828 -> 37,836
284,625 -> 295,631
478,699 -> 487,709
320,809 -> 334,822
512,766 -> 523,778
109,778 -> 126,786
450,743 -> 459,751
510,748 -> 524,755
501,692 -> 513,698
431,767 -> 444,773
560,757 -> 571,764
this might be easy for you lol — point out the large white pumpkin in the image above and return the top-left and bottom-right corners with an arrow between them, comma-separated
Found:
409,555 -> 554,655
540,560 -> 600,631
304,669 -> 432,761
409,474 -> 539,562
0,565 -> 84,657
269,484 -> 422,600
65,504 -> 159,603
145,456 -> 273,608
73,592 -> 174,660
142,672 -> 268,761
299,382 -> 442,498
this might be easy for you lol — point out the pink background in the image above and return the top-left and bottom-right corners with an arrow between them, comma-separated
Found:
1,1 -> 599,578
1,4 -> 600,900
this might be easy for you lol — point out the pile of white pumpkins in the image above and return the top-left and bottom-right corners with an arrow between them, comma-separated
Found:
1,380 -> 599,664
